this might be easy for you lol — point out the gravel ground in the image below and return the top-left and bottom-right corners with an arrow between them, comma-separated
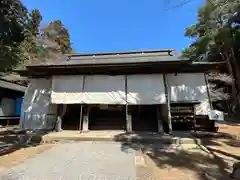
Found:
1,121 -> 239,180
0,142 -> 137,180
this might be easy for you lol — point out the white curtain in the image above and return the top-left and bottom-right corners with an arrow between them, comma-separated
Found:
51,75 -> 84,104
126,74 -> 166,104
167,73 -> 208,102
82,75 -> 126,104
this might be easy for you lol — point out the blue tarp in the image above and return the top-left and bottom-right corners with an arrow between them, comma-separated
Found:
15,97 -> 23,116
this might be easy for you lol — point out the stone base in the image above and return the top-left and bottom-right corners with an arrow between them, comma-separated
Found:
31,130 -> 202,145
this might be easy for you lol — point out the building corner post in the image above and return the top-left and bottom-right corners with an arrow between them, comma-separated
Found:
204,73 -> 213,110
163,74 -> 172,134
125,75 -> 132,133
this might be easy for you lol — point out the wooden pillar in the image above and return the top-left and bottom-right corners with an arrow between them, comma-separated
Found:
82,105 -> 89,132
79,76 -> 85,131
163,74 -> 172,134
157,105 -> 164,133
125,75 -> 132,133
204,73 -> 213,110
79,104 -> 83,131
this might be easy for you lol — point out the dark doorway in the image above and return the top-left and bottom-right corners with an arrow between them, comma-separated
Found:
89,105 -> 126,130
62,104 -> 81,130
131,105 -> 158,132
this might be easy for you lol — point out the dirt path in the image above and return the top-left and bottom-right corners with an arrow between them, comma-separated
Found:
141,121 -> 240,180
0,127 -> 53,172
217,121 -> 240,139
143,142 -> 239,180
0,144 -> 53,172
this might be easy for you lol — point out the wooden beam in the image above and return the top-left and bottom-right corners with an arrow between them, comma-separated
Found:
163,74 -> 172,134
79,76 -> 85,131
125,75 -> 132,132
0,79 -> 26,92
204,73 -> 213,110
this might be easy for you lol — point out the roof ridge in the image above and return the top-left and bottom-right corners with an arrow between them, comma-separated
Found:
65,49 -> 176,57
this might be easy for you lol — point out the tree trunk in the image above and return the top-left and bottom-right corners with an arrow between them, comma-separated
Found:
223,51 -> 240,112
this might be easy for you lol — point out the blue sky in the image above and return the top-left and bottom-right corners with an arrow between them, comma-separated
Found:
22,0 -> 203,54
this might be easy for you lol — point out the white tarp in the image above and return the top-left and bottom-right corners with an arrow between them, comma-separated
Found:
20,78 -> 57,130
82,75 -> 126,104
195,99 -> 211,115
167,73 -> 208,102
126,74 -> 166,104
51,75 -> 84,104
208,109 -> 224,121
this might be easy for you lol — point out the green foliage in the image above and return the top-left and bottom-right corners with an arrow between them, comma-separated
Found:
182,0 -> 240,112
42,20 -> 72,54
182,0 -> 240,62
0,0 -> 28,71
29,9 -> 42,37
0,0 -> 72,72
0,0 -> 28,45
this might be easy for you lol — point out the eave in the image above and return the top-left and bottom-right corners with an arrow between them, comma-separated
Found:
16,61 -> 226,77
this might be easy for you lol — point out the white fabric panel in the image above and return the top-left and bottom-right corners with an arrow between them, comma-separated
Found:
167,73 -> 208,102
51,75 -> 84,104
82,75 -> 126,104
127,74 -> 166,104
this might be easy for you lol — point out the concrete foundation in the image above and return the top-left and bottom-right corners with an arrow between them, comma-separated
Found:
31,130 -> 201,145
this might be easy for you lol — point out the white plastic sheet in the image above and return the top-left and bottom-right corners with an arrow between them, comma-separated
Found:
20,78 -> 56,130
195,99 -> 211,115
167,73 -> 208,102
126,74 -> 166,104
82,75 -> 126,104
51,75 -> 84,104
208,110 -> 224,121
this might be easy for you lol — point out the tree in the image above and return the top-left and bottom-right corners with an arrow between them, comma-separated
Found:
182,0 -> 240,112
29,9 -> 42,37
42,20 -> 72,54
0,0 -> 29,71
20,20 -> 72,66
0,0 -> 73,73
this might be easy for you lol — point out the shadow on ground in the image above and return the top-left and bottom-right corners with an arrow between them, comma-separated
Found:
0,128 -> 50,157
115,130 -> 240,180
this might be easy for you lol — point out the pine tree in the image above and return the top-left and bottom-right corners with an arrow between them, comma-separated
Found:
0,0 -> 29,71
182,0 -> 240,112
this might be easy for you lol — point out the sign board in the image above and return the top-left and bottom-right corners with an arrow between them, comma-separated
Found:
208,110 -> 224,121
